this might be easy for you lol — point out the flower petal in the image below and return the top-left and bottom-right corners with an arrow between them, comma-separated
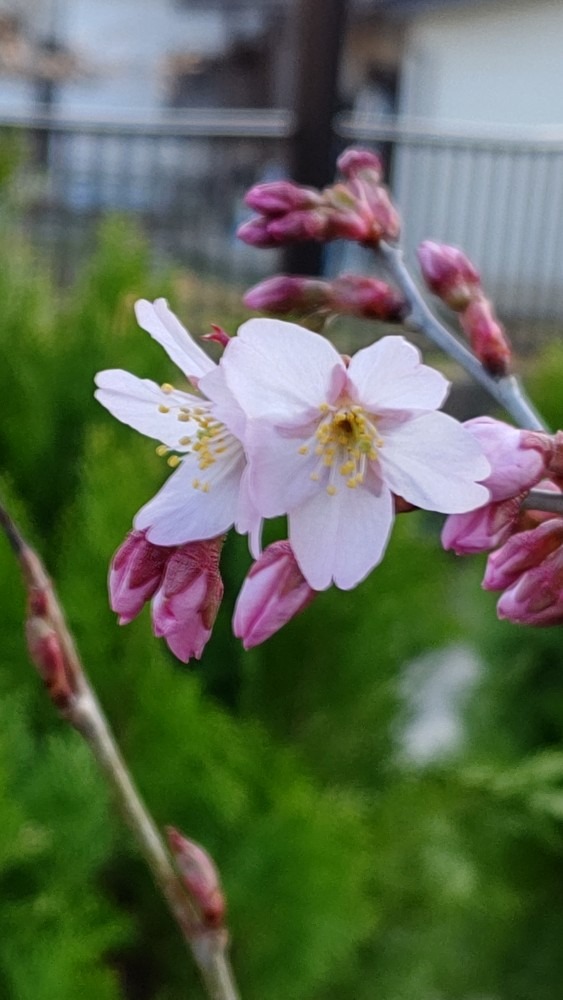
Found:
290,481 -> 394,590
135,446 -> 245,544
95,369 -> 195,449
378,411 -> 490,513
347,336 -> 449,412
220,318 -> 345,421
134,298 -> 215,381
244,420 -> 320,518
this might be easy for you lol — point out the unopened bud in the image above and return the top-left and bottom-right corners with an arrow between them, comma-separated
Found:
244,275 -> 329,313
329,274 -> 407,322
237,216 -> 279,248
418,240 -> 481,310
460,296 -> 511,376
337,148 -> 383,182
233,541 -> 317,649
267,208 -> 330,243
167,827 -> 225,930
244,180 -> 323,216
25,616 -> 74,708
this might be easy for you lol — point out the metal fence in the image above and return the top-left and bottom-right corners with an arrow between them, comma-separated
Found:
2,107 -> 293,295
4,107 -> 563,333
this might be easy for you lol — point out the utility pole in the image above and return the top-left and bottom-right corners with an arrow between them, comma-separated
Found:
284,0 -> 349,276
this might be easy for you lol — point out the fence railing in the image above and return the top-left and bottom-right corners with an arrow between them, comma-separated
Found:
2,107 -> 294,294
3,107 -> 563,333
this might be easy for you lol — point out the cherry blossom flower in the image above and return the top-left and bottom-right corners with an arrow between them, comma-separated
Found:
213,319 -> 490,591
95,298 -> 259,549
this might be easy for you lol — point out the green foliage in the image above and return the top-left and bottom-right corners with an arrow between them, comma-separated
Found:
2,204 -> 563,1000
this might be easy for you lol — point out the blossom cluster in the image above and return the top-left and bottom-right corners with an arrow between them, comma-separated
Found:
96,298 -> 492,660
442,419 -> 563,625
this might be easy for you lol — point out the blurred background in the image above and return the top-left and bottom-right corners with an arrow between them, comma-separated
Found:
3,1 -> 563,999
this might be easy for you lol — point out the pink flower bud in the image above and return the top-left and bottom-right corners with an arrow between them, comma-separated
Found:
243,275 -> 329,313
483,519 -> 563,591
357,184 -> 401,244
441,495 -> 522,555
25,616 -> 74,708
236,216 -> 279,248
494,526 -> 563,625
329,274 -> 406,322
233,540 -> 317,649
337,147 -> 383,182
324,182 -> 400,244
417,240 -> 481,310
166,827 -> 225,930
267,208 -> 330,243
460,296 -> 511,376
244,180 -> 323,216
151,537 -> 224,662
109,530 -> 171,625
463,417 -> 550,501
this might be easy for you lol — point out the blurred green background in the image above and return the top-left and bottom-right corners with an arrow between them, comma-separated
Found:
2,134 -> 563,1000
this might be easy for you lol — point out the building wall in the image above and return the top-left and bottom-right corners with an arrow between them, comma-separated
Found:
391,0 -> 563,318
0,0 -> 228,113
401,0 -> 563,125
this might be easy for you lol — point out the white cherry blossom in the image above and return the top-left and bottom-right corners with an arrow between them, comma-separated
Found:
95,298 -> 259,548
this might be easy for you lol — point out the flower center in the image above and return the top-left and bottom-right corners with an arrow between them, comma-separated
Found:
155,385 -> 236,492
304,402 -> 383,495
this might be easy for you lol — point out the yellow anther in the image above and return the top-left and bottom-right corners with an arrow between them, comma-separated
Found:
167,455 -> 181,468
346,478 -> 358,489
319,402 -> 330,414
179,436 -> 191,446
340,461 -> 355,476
158,404 -> 170,413
310,472 -> 320,481
192,478 -> 200,489
201,483 -> 210,493
156,444 -> 169,456
177,413 -> 192,422
298,444 -> 309,455
161,383 -> 174,394
326,485 -> 337,496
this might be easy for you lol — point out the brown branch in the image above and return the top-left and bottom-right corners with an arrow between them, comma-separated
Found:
0,499 -> 240,1000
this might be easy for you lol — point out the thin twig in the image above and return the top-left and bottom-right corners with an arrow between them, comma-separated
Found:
522,489 -> 563,515
0,501 -> 240,1000
378,241 -> 548,432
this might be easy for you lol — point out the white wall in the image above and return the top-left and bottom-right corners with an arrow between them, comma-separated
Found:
401,0 -> 563,126
0,0 -> 227,113
393,0 -> 563,318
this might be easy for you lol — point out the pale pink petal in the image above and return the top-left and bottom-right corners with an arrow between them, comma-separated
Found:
378,411 -> 490,513
347,336 -> 449,412
198,364 -> 247,439
220,318 -> 345,420
95,369 -> 195,449
245,420 -> 320,518
235,466 -> 263,557
290,481 -> 394,590
134,298 -> 215,381
135,447 -> 245,544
